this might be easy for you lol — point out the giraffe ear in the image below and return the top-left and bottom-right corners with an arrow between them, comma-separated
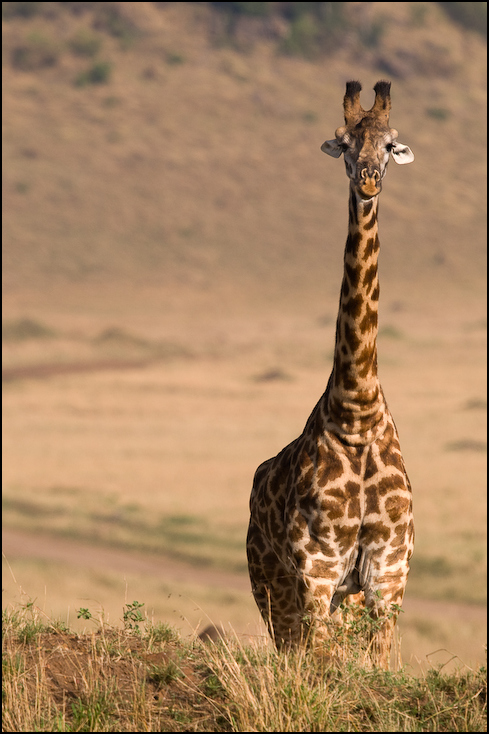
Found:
390,142 -> 414,164
321,139 -> 343,158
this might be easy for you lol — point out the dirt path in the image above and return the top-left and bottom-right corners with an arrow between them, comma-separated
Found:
2,528 -> 486,624
2,359 -> 154,383
2,527 -> 250,594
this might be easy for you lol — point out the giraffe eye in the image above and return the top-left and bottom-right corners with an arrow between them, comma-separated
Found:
340,142 -> 349,152
385,143 -> 394,152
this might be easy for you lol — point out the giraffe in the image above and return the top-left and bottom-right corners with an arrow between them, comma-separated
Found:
246,80 -> 415,668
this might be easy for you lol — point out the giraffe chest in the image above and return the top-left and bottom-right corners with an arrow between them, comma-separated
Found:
251,418 -> 413,569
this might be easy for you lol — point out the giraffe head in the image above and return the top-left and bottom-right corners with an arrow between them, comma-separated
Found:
322,81 -> 414,199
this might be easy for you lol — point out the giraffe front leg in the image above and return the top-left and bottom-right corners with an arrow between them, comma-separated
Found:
359,595 -> 400,670
362,561 -> 410,669
298,574 -> 348,650
302,565 -> 402,668
247,522 -> 307,646
357,510 -> 413,668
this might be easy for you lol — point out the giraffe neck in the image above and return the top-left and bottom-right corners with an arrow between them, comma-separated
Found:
327,184 -> 386,442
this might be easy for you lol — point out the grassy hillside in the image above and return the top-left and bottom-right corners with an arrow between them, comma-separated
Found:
2,605 -> 487,732
2,2 -> 486,312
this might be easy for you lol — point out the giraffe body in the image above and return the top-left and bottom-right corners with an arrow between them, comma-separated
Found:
247,81 -> 414,668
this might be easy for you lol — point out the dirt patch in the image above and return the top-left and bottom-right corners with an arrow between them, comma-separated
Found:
2,359 -> 153,382
3,626 -> 213,729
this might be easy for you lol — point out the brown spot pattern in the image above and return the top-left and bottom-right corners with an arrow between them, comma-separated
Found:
317,446 -> 344,485
385,495 -> 410,523
309,560 -> 338,579
363,263 -> 377,294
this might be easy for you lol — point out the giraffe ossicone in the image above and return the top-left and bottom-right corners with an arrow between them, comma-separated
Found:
246,80 -> 415,669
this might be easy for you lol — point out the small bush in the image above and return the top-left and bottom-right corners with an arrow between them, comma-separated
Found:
280,2 -> 347,58
166,52 -> 185,66
11,32 -> 59,70
437,1 -> 487,36
209,2 -> 272,18
426,107 -> 451,121
410,2 -> 429,27
92,3 -> 141,47
68,28 -> 102,58
281,13 -> 322,58
358,18 -> 386,49
2,318 -> 56,341
59,1 -> 95,16
75,60 -> 112,87
2,2 -> 43,20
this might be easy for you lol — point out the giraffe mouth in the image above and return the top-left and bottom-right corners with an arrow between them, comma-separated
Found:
356,166 -> 382,199
357,179 -> 382,199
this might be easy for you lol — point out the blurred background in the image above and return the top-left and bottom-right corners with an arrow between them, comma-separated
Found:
2,1 -> 486,673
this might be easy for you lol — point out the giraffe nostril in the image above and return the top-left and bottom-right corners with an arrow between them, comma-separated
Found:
360,168 -> 381,185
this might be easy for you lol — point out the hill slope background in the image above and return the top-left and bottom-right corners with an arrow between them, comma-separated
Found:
3,2 -> 487,308
2,2 -> 487,673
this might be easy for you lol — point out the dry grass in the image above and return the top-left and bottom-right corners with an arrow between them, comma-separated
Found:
2,602 -> 487,732
2,0 -> 487,684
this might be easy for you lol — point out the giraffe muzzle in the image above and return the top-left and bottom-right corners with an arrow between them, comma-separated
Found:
357,167 -> 382,198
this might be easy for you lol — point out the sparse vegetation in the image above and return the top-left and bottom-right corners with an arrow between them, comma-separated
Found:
3,1 -> 485,73
2,0 -> 486,705
11,31 -> 60,70
437,1 -> 487,36
165,51 -> 186,66
68,28 -> 102,58
2,2 -> 44,19
445,439 -> 487,453
123,600 -> 146,632
2,317 -> 56,341
2,602 -> 486,732
2,487 -> 247,574
426,106 -> 451,121
379,324 -> 404,340
91,2 -> 142,47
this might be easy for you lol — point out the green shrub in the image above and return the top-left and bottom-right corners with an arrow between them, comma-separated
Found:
426,107 -> 451,121
166,52 -> 185,66
75,60 -> 112,87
